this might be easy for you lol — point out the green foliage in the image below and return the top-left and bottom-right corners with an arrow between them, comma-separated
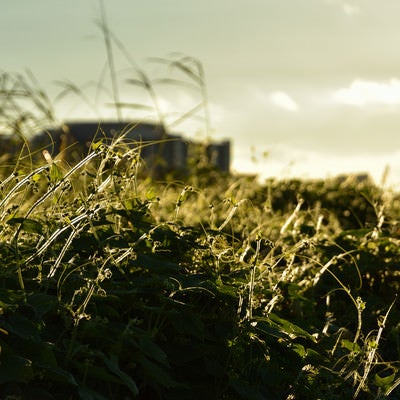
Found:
1,142 -> 400,400
2,9 -> 398,398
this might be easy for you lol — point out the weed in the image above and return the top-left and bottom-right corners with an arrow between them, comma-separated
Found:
0,6 -> 399,398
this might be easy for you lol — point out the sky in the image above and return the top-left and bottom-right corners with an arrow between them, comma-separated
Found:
2,0 -> 400,186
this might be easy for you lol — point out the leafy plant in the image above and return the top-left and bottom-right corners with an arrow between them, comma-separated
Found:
1,5 -> 400,398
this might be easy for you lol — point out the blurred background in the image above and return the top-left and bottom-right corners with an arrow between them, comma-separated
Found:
2,0 -> 400,186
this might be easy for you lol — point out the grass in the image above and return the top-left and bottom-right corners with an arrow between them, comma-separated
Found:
1,6 -> 400,398
0,142 -> 399,399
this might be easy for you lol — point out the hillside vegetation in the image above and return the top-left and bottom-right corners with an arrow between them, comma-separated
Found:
0,139 -> 399,400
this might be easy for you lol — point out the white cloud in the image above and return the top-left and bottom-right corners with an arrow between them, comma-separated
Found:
343,4 -> 360,16
269,91 -> 299,112
233,143 -> 400,188
325,0 -> 361,17
332,79 -> 400,106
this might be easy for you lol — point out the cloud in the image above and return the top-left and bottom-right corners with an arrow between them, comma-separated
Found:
324,0 -> 361,16
332,79 -> 400,106
233,142 -> 400,186
269,91 -> 299,112
343,4 -> 360,16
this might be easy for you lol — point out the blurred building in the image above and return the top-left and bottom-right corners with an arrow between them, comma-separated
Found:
206,140 -> 230,172
28,120 -> 230,175
0,133 -> 24,164
0,133 -> 18,154
334,173 -> 374,186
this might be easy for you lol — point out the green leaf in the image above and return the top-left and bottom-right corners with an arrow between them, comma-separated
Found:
27,293 -> 58,319
78,385 -> 110,400
341,339 -> 361,353
292,343 -> 307,358
41,365 -> 77,386
374,371 -> 396,389
31,173 -> 41,182
71,360 -> 122,384
136,336 -> 169,366
49,163 -> 63,182
135,254 -> 181,275
101,354 -> 139,396
230,378 -> 269,400
7,217 -> 43,234
2,313 -> 41,341
0,354 -> 34,384
26,340 -> 58,368
214,277 -> 237,297
252,318 -> 288,340
268,313 -> 317,343
140,357 -> 179,389
91,140 -> 103,151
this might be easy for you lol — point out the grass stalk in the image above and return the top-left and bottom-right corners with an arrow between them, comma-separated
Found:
353,296 -> 397,399
98,0 -> 121,121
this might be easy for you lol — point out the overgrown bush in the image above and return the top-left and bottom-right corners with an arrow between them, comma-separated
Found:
0,139 -> 399,399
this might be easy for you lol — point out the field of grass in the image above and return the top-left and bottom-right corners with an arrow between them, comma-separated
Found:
0,137 -> 399,399
1,10 -> 400,397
